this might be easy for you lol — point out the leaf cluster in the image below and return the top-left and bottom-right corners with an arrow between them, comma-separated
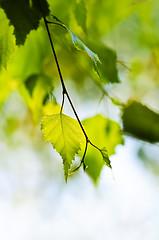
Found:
0,0 -> 159,183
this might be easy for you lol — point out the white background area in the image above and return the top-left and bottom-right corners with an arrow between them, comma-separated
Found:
0,137 -> 159,240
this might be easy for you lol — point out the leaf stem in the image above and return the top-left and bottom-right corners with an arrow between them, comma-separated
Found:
60,90 -> 65,114
89,141 -> 100,151
46,20 -> 67,30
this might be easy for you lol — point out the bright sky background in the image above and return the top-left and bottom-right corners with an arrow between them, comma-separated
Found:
0,135 -> 159,240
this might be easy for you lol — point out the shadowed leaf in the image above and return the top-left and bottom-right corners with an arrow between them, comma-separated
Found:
122,101 -> 159,143
0,0 -> 49,45
87,40 -> 120,83
74,0 -> 87,33
51,15 -> 101,76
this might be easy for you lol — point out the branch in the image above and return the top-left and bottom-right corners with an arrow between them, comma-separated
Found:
38,3 -> 111,173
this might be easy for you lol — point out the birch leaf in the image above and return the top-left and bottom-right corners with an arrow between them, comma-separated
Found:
41,113 -> 85,181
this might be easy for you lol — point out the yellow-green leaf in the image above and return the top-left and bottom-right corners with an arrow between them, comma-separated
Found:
41,113 -> 85,181
129,0 -> 151,6
82,115 -> 124,183
0,9 -> 16,69
8,26 -> 51,81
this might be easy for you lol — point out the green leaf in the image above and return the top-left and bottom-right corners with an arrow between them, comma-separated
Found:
68,30 -> 101,76
41,113 -> 85,181
52,16 -> 101,76
9,26 -> 51,80
122,101 -> 159,143
129,0 -> 151,5
74,0 -> 87,33
0,9 -> 16,69
82,115 -> 124,183
87,40 -> 120,83
0,0 -> 50,45
42,101 -> 61,116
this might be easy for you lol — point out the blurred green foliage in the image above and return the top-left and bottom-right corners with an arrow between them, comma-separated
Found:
0,0 -> 159,182
122,101 -> 159,143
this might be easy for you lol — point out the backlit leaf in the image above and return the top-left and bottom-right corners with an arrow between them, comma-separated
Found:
83,115 -> 124,183
8,26 -> 51,81
122,101 -> 159,142
42,101 -> 61,116
41,113 -> 85,181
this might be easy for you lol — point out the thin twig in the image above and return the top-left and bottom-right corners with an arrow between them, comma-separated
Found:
43,17 -> 66,93
47,20 -> 67,30
89,141 -> 101,151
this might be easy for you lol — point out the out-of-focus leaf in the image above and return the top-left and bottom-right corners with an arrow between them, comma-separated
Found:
87,40 -> 120,83
48,0 -> 74,26
138,146 -> 159,175
19,74 -> 53,124
0,9 -> 16,69
129,0 -> 152,5
41,113 -> 85,181
122,101 -> 159,143
82,115 -> 124,183
0,0 -> 50,45
0,69 -> 18,107
74,0 -> 87,33
9,26 -> 51,81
